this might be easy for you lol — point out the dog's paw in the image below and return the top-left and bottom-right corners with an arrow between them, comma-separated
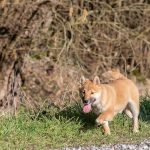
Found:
104,131 -> 111,135
133,129 -> 139,133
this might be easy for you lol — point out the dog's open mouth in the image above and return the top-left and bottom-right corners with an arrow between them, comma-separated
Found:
83,99 -> 96,113
83,103 -> 92,113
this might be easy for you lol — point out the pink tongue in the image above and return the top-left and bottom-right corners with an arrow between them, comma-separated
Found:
83,104 -> 92,113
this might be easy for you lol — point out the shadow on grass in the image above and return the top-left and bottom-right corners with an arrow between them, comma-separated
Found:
55,103 -> 97,130
139,96 -> 150,122
31,103 -> 97,130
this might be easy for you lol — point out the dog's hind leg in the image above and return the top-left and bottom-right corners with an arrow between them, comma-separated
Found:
128,101 -> 139,133
125,109 -> 133,118
124,104 -> 133,118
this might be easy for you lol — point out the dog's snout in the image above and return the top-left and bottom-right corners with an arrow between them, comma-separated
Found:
83,99 -> 90,104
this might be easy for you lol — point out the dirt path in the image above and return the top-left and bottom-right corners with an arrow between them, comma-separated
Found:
64,140 -> 150,150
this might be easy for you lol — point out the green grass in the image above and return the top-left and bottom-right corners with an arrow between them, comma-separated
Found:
0,98 -> 150,149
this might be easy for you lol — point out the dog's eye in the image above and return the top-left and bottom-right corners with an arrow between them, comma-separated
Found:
91,92 -> 95,94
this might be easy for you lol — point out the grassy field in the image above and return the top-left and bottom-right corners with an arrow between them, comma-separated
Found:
0,97 -> 150,150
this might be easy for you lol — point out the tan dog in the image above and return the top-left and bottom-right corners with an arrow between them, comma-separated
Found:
80,72 -> 139,135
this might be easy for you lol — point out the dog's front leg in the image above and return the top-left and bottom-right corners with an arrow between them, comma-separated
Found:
100,120 -> 110,135
96,109 -> 115,135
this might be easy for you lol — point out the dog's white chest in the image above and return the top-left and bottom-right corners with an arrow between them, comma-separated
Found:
93,103 -> 103,114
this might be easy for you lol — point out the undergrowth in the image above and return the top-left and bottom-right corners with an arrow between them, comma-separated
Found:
0,97 -> 150,149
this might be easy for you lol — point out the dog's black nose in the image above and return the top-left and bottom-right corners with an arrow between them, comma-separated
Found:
83,99 -> 89,104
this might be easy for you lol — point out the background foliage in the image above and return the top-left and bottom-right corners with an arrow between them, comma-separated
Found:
0,0 -> 150,112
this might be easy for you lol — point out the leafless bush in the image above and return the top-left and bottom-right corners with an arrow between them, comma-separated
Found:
0,0 -> 150,113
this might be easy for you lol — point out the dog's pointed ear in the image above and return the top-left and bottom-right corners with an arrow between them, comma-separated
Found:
80,76 -> 86,84
93,76 -> 100,85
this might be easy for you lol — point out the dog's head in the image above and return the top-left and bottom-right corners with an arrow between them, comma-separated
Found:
79,76 -> 101,113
